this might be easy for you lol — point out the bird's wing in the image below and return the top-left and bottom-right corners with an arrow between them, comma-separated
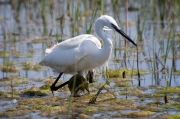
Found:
39,34 -> 101,71
45,34 -> 101,53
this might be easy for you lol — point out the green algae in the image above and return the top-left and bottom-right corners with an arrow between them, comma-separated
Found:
79,93 -> 95,101
156,86 -> 180,94
110,103 -> 137,111
23,90 -> 49,96
2,65 -> 19,73
144,106 -> 162,112
125,111 -> 155,117
0,51 -> 10,57
139,93 -> 164,99
107,68 -> 149,78
110,105 -> 128,110
0,97 -> 68,118
22,61 -> 43,71
1,110 -> 31,117
93,82 -> 111,89
0,105 -> 31,117
31,64 -> 43,71
160,102 -> 180,110
18,97 -> 64,106
119,88 -> 144,95
173,70 -> 180,75
18,98 -> 46,105
31,105 -> 44,110
111,76 -> 132,88
112,77 -> 133,82
3,61 -> 14,66
0,90 -> 20,98
109,98 -> 135,105
116,81 -> 132,87
84,106 -> 98,112
0,90 -> 9,98
22,61 -> 35,70
43,105 -> 64,111
0,75 -> 28,86
167,114 -> 180,119
22,85 -> 51,96
0,104 -> 63,117
0,61 -> 19,73
68,74 -> 89,96
153,113 -> 171,119
96,92 -> 116,102
39,84 -> 51,90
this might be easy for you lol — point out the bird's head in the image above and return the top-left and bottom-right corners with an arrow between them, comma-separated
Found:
96,15 -> 137,47
99,15 -> 120,30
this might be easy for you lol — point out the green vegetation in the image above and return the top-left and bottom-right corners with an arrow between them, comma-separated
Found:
125,111 -> 155,117
107,68 -> 148,78
22,61 -> 43,71
167,114 -> 180,119
22,84 -> 51,96
68,74 -> 89,96
0,0 -> 180,118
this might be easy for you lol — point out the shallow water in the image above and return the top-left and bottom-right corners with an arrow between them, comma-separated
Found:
0,0 -> 180,119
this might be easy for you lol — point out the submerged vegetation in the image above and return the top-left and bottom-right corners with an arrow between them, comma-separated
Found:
0,0 -> 180,118
107,68 -> 149,78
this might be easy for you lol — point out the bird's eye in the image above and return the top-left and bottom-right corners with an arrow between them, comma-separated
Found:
111,23 -> 118,30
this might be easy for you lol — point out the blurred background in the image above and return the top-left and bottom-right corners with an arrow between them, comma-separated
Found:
0,0 -> 180,92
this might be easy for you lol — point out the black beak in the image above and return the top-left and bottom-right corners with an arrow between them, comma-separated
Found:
111,23 -> 137,47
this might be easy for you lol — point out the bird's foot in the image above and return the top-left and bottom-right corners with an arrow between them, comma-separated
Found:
51,90 -> 54,96
50,84 -> 57,96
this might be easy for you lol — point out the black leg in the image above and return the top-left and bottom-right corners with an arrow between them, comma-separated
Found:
50,73 -> 69,96
87,70 -> 94,83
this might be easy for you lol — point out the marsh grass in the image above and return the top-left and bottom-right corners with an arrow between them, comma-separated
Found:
0,0 -> 180,118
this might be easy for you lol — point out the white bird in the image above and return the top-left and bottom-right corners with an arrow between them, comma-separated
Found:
39,15 -> 137,95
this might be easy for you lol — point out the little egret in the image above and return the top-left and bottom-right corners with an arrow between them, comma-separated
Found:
39,15 -> 137,95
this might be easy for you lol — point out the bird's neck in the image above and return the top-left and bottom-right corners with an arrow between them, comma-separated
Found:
98,30 -> 113,51
95,23 -> 113,64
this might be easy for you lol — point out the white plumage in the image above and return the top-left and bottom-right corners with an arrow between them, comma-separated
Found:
39,34 -> 104,73
39,15 -> 136,94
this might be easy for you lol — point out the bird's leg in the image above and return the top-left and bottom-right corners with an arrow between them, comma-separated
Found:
50,73 -> 69,96
86,70 -> 94,83
86,88 -> 90,94
50,73 -> 63,96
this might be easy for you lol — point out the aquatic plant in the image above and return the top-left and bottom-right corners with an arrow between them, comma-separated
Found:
107,68 -> 148,78
22,84 -> 51,97
68,74 -> 89,96
167,114 -> 180,119
125,110 -> 155,117
2,65 -> 19,73
156,86 -> 180,94
22,61 -> 43,71
0,51 -> 10,57
0,0 -> 180,118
